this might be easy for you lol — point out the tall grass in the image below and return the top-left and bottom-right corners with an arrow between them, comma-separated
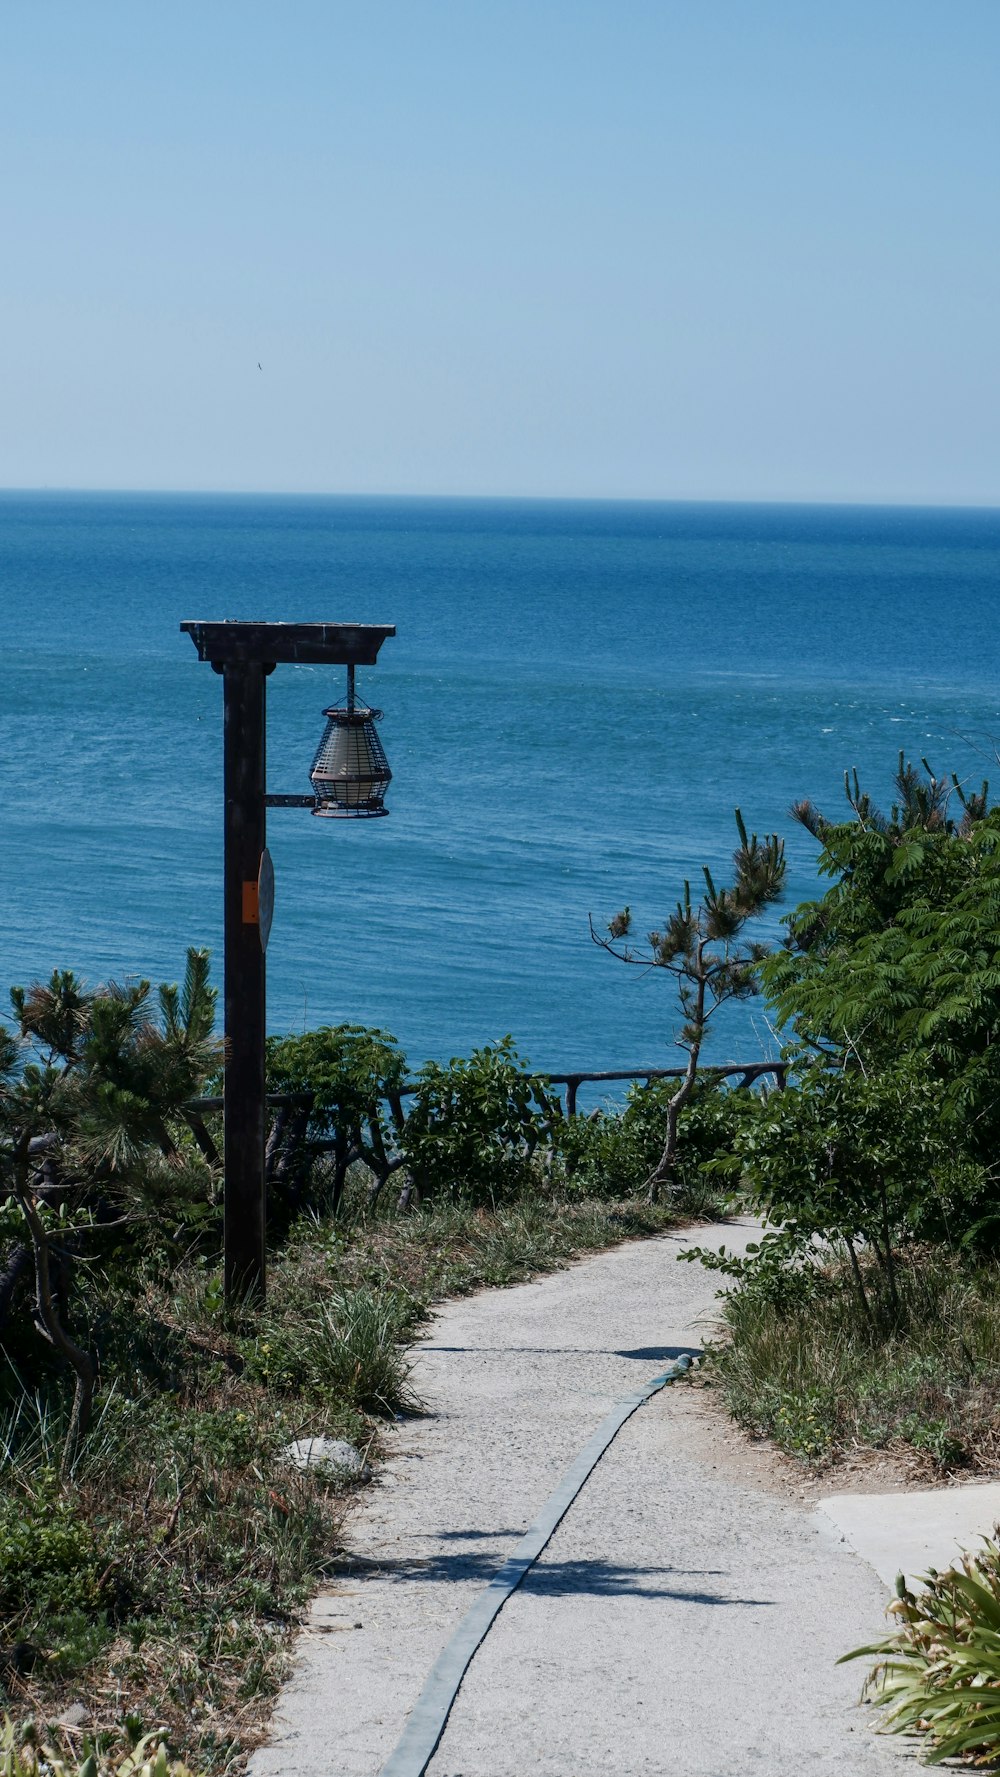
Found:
711,1249 -> 1000,1468
303,1288 -> 418,1415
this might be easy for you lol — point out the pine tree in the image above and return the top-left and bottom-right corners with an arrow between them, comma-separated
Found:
592,812 -> 785,1201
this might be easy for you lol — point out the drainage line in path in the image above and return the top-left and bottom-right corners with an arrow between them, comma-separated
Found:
377,1352 -> 695,1777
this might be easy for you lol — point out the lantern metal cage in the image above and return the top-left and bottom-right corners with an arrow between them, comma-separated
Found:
309,668 -> 392,818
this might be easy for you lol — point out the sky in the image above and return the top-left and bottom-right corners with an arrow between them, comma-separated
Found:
1,1 -> 997,504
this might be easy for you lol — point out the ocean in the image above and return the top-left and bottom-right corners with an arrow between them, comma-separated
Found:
1,493 -> 998,1090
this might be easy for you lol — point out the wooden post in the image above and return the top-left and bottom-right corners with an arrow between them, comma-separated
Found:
222,661 -> 268,1302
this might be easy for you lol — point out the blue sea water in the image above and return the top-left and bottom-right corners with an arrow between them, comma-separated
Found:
1,493 -> 998,1087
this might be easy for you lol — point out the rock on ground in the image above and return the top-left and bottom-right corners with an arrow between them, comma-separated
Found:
283,1437 -> 371,1480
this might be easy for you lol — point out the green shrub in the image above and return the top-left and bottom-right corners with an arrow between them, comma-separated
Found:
0,1483 -> 112,1619
552,1107 -> 649,1197
843,1536 -> 1000,1763
709,1060 -> 997,1326
707,1247 -> 1000,1469
401,1038 -> 558,1208
555,1078 -> 745,1206
266,1024 -> 407,1133
761,768 -> 1000,1160
263,1025 -> 409,1225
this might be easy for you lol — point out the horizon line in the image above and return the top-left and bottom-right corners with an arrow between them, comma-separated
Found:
0,486 -> 998,514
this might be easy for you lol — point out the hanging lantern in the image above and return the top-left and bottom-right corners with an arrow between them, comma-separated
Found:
309,666 -> 392,817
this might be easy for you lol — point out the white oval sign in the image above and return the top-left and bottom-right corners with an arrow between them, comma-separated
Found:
258,848 -> 275,953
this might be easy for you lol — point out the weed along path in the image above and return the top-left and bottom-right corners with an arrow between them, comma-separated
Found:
249,1221 -> 899,1777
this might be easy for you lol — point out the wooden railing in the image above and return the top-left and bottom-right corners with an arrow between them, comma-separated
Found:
183,1060 -> 785,1207
537,1061 -> 786,1117
187,1060 -> 785,1123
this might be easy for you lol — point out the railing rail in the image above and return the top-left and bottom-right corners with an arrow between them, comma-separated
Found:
536,1061 -> 786,1116
186,1061 -> 785,1120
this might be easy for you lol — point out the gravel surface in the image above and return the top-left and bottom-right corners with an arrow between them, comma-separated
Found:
250,1219 -> 900,1777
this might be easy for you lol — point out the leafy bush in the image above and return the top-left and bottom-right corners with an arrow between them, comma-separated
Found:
707,1059 -> 995,1323
266,1025 -> 407,1134
268,1023 -> 408,1158
400,1037 -> 559,1208
554,1079 -> 743,1207
264,1024 -> 409,1220
4,950 -> 220,1234
843,1536 -> 1000,1763
0,1483 -> 113,1619
762,764 -> 1000,1157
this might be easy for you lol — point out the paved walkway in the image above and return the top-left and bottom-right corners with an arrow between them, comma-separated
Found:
250,1221 -> 901,1777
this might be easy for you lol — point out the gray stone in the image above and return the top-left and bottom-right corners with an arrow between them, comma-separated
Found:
54,1704 -> 90,1728
282,1436 -> 370,1480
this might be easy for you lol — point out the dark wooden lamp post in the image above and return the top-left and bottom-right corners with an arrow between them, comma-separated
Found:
180,620 -> 395,1304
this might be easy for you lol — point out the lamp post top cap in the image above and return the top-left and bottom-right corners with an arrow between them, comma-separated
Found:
180,620 -> 395,667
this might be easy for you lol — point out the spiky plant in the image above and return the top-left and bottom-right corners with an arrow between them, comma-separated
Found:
0,1719 -> 200,1776
842,1535 -> 1000,1764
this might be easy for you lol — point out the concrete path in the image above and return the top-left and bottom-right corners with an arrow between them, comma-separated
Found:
819,1484 -> 1000,1589
250,1220 -> 901,1777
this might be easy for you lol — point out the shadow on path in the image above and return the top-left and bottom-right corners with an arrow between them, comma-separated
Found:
337,1545 -> 773,1606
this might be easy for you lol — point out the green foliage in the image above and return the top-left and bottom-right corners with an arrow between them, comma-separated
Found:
0,1482 -> 112,1618
598,811 -> 785,1195
264,1024 -> 408,1221
266,1024 -> 406,1138
842,1537 -> 1000,1763
705,1059 -> 997,1325
762,762 -> 1000,1154
401,1037 -> 559,1208
600,811 -> 785,1059
681,1222 -> 826,1313
1,949 -> 221,1241
707,1246 -> 1000,1469
242,1286 -> 417,1416
690,760 -> 1000,1485
554,1079 -> 742,1209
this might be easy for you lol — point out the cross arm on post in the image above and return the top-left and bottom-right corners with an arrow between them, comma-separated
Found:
180,621 -> 395,667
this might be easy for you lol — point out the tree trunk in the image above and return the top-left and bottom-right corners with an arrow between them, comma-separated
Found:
645,1051 -> 699,1204
645,962 -> 706,1204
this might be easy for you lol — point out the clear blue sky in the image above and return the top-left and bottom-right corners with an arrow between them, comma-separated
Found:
2,1 -> 997,502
